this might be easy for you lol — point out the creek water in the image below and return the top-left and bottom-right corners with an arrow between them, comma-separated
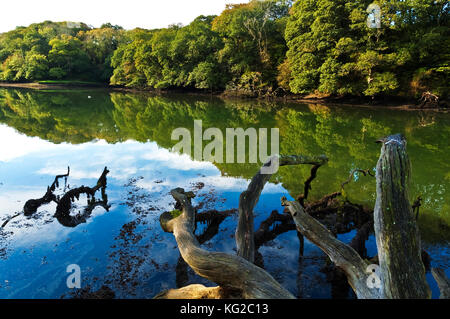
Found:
0,88 -> 448,298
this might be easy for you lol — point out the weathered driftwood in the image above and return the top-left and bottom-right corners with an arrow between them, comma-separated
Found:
155,284 -> 233,299
431,268 -> 450,299
374,134 -> 430,298
159,188 -> 294,299
157,140 -> 446,299
236,154 -> 328,263
176,208 -> 237,288
281,198 -> 381,299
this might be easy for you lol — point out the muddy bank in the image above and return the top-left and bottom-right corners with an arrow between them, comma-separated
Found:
1,81 -> 447,111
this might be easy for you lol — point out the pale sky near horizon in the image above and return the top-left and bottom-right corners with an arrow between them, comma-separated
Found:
0,0 -> 248,33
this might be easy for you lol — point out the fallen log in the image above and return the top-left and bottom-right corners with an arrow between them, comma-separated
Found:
176,208 -> 237,288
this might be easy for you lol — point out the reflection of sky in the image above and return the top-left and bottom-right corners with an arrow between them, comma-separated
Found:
0,124 -> 291,298
0,124 -> 448,299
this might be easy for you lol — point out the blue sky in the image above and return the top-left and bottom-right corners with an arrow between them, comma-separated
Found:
0,0 -> 248,33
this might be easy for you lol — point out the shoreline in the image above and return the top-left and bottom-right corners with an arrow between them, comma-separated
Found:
0,82 -> 447,112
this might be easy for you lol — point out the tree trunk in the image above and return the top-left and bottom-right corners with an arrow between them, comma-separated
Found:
374,134 -> 430,298
431,268 -> 450,299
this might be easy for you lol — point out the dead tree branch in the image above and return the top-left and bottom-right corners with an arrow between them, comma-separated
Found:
159,188 -> 295,299
236,154 -> 328,263
281,198 -> 380,299
281,134 -> 434,299
55,167 -> 110,227
176,209 -> 237,288
23,167 -> 70,216
431,268 -> 450,299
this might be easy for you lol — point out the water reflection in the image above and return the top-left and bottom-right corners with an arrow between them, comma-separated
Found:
0,88 -> 448,299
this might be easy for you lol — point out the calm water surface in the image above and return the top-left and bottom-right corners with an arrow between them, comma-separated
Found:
0,88 -> 448,298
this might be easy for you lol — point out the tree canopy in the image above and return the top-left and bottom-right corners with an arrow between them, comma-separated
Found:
0,0 -> 448,98
0,21 -> 125,82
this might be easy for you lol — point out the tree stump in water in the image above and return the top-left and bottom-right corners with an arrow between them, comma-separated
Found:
374,134 -> 430,298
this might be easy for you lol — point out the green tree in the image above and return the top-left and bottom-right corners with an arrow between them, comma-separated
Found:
24,52 -> 49,80
48,35 -> 91,79
284,0 -> 449,98
213,0 -> 291,92
78,26 -> 125,81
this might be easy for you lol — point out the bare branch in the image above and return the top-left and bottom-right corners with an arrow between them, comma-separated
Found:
236,154 -> 328,262
431,268 -> 450,299
281,197 -> 381,299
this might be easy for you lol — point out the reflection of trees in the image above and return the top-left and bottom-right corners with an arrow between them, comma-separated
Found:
0,88 -> 448,230
0,89 -> 120,143
277,105 -> 449,230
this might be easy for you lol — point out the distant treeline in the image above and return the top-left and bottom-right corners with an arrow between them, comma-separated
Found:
0,0 -> 448,98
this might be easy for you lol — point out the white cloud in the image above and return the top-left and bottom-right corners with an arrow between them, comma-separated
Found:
0,125 -> 62,162
141,149 -> 215,171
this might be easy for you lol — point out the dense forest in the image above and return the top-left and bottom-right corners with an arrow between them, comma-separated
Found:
0,0 -> 448,99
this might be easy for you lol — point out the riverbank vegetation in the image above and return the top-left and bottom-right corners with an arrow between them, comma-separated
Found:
0,0 -> 448,100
